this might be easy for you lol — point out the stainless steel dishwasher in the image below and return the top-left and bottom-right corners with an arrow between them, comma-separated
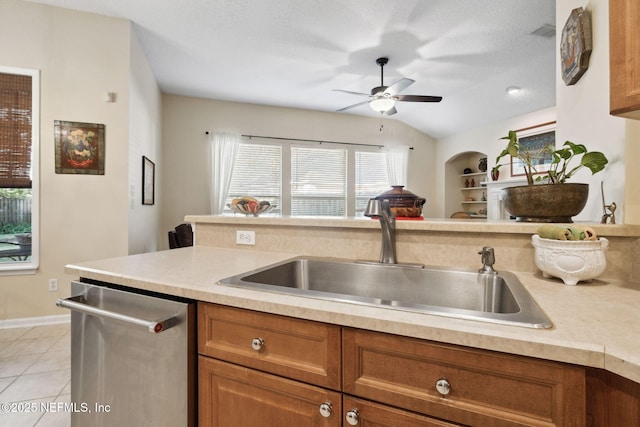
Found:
56,280 -> 196,427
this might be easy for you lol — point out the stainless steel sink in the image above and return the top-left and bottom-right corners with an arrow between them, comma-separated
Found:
219,257 -> 553,329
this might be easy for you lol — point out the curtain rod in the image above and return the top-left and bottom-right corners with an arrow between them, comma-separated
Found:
204,132 -> 413,150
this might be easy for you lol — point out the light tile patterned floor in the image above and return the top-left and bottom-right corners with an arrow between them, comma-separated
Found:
0,323 -> 71,427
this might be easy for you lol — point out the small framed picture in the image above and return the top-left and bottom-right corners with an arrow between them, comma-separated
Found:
511,122 -> 556,177
142,156 -> 155,205
54,121 -> 105,175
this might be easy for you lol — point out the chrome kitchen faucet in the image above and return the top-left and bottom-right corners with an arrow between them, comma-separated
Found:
364,199 -> 397,264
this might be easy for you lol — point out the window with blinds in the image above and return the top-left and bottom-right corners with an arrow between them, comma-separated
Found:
291,146 -> 347,216
0,72 -> 32,189
225,143 -> 282,214
0,66 -> 39,273
225,139 -> 391,217
355,151 -> 389,215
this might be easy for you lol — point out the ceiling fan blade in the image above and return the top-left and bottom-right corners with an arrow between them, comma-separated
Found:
332,89 -> 371,97
396,94 -> 443,103
384,78 -> 415,96
336,100 -> 370,112
385,106 -> 398,116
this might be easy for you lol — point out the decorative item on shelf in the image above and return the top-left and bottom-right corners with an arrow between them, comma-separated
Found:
470,178 -> 475,187
464,178 -> 470,188
374,185 -> 426,218
532,225 -> 608,286
561,7 -> 593,86
478,157 -> 487,172
600,181 -> 616,224
491,169 -> 499,181
229,196 -> 274,216
481,192 -> 487,201
463,168 -> 472,174
492,129 -> 608,222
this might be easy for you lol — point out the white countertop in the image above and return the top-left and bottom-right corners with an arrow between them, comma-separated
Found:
186,214 -> 640,237
65,245 -> 640,383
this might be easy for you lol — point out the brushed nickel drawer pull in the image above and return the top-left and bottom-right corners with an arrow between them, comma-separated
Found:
436,378 -> 451,396
319,402 -> 332,418
251,337 -> 265,351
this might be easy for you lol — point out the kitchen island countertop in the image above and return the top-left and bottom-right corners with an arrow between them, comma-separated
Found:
66,245 -> 640,384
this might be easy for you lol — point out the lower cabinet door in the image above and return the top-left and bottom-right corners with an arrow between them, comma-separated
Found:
199,356 -> 342,427
343,396 -> 462,427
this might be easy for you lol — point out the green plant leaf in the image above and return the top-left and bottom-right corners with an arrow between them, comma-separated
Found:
581,151 -> 609,174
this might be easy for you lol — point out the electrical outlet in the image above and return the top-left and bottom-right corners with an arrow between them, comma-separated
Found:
236,230 -> 256,246
48,278 -> 58,292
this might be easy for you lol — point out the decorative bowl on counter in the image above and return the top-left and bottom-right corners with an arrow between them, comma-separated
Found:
531,234 -> 608,285
374,185 -> 426,217
229,197 -> 275,216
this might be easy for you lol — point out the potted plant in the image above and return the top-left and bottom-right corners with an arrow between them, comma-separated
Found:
491,130 -> 608,222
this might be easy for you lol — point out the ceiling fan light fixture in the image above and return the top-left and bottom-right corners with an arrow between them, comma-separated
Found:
369,97 -> 396,112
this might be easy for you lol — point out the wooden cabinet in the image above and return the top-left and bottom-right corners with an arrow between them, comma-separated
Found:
342,396 -> 460,427
198,303 -> 343,426
198,303 -> 640,427
343,328 -> 585,427
198,302 -> 341,390
459,172 -> 487,217
609,0 -> 640,119
587,368 -> 640,426
199,356 -> 341,426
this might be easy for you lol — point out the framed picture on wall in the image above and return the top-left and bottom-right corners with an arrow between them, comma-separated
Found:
54,121 -> 105,175
142,156 -> 155,205
511,121 -> 556,177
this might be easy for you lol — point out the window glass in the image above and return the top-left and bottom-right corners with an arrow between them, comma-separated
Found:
224,140 -> 393,217
291,146 -> 347,216
355,151 -> 389,216
0,67 -> 39,273
225,143 -> 281,214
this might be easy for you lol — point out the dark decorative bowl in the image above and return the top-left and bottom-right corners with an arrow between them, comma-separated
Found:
375,186 -> 426,217
502,183 -> 588,223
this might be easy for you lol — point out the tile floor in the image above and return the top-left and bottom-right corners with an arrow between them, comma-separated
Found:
0,323 -> 71,427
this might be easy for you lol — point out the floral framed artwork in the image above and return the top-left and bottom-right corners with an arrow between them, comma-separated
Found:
510,121 -> 556,177
142,156 -> 155,205
54,121 -> 105,175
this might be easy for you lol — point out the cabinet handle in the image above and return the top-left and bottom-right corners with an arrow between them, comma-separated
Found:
251,337 -> 264,351
345,408 -> 359,425
435,378 -> 451,396
318,402 -> 332,418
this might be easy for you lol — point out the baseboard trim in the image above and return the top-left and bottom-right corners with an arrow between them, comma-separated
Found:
0,314 -> 70,329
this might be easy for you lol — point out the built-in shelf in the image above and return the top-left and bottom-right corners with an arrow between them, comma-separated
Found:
460,172 -> 487,216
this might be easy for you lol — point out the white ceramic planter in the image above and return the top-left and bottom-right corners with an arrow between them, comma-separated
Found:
531,234 -> 609,285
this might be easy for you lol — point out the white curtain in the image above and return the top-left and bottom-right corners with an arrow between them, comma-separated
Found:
385,144 -> 409,186
209,132 -> 240,214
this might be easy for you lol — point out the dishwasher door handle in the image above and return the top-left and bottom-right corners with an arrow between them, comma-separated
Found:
56,295 -> 178,333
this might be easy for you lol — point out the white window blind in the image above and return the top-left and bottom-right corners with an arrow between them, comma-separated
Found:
225,143 -> 281,214
224,140 -> 397,217
355,150 -> 389,215
291,146 -> 346,216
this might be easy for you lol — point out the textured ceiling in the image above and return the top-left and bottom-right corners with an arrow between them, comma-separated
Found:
26,0 -> 556,138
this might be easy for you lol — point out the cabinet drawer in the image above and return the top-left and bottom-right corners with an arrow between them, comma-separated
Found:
199,356 -> 341,427
343,395 -> 461,427
343,328 -> 585,427
198,302 -> 341,390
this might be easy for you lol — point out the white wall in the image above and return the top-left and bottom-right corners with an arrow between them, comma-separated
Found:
128,31 -> 162,254
160,95 -> 437,247
555,0 -> 626,222
0,0 -> 158,320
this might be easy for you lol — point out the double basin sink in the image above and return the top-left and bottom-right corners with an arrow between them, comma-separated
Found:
219,257 -> 552,329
